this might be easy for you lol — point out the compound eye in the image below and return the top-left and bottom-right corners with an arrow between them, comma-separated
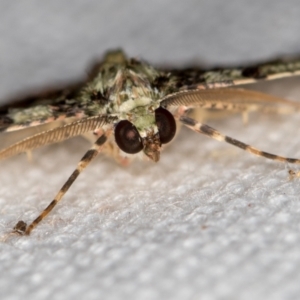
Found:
155,107 -> 176,144
115,120 -> 143,154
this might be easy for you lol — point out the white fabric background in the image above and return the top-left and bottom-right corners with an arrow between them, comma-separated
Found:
1,1 -> 300,299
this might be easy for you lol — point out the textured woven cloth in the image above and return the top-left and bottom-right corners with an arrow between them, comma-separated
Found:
1,1 -> 300,299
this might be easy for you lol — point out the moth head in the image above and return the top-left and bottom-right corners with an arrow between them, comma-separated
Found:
114,107 -> 176,162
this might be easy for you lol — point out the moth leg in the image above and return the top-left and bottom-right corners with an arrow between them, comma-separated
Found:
242,111 -> 249,125
288,169 -> 300,180
26,150 -> 33,162
81,127 -> 105,143
188,106 -> 250,126
179,115 -> 300,164
14,133 -> 108,235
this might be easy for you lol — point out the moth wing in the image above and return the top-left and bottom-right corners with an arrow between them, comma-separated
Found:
165,57 -> 300,90
0,80 -> 87,133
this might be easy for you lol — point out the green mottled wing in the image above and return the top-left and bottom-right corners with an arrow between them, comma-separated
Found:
0,81 -> 85,132
158,57 -> 300,113
164,57 -> 300,91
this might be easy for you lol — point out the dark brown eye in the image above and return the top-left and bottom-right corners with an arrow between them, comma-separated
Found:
155,107 -> 176,144
115,120 -> 143,154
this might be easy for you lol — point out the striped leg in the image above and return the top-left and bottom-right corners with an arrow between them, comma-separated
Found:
179,115 -> 300,164
14,134 -> 108,235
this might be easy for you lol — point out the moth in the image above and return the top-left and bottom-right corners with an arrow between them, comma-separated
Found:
1,50 -> 300,235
